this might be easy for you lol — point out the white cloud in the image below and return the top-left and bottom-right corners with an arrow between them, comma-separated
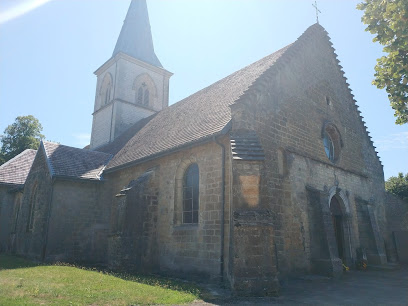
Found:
0,0 -> 53,24
375,131 -> 408,151
73,133 -> 91,148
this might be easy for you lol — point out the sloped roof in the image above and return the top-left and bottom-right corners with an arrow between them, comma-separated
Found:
105,43 -> 292,171
97,115 -> 155,156
0,149 -> 37,186
43,142 -> 112,180
230,131 -> 265,161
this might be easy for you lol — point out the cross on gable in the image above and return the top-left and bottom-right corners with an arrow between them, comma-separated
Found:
312,1 -> 321,24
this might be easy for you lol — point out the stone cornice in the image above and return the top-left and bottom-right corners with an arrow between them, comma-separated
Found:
94,52 -> 173,78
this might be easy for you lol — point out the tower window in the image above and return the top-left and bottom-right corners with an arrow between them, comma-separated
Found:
144,89 -> 149,106
99,73 -> 113,108
138,87 -> 143,104
137,82 -> 149,107
105,83 -> 111,105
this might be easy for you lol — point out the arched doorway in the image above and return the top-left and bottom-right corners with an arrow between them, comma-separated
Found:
330,196 -> 345,260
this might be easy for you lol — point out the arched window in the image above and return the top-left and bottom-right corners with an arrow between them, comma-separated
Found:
137,87 -> 143,104
144,88 -> 149,106
104,83 -> 111,105
100,73 -> 113,107
26,182 -> 38,232
136,82 -> 149,107
322,122 -> 342,163
183,163 -> 199,224
323,132 -> 335,162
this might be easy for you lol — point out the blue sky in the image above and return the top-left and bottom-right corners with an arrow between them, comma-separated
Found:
0,0 -> 407,179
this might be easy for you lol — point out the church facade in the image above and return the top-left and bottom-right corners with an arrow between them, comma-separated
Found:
1,0 -> 406,295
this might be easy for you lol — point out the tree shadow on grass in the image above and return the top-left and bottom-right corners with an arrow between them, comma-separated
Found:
0,254 -> 40,270
0,253 -> 225,303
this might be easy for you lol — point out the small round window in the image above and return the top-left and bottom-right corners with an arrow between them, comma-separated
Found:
322,123 -> 342,163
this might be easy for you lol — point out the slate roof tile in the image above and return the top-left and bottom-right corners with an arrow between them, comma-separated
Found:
0,149 -> 37,186
43,142 -> 112,180
105,44 -> 292,171
231,131 -> 265,161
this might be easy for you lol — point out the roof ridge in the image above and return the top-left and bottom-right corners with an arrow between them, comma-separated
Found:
169,44 -> 295,111
42,141 -> 55,177
44,140 -> 112,157
236,24 -> 326,104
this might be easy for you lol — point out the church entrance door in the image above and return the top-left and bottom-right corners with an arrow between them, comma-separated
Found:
330,196 -> 344,260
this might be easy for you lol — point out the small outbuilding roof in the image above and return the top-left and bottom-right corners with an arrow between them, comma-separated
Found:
43,142 -> 112,180
0,149 -> 37,186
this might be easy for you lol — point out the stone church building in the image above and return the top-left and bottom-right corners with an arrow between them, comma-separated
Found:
1,0 -> 407,295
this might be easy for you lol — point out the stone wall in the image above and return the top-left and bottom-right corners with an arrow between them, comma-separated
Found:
104,137 -> 230,280
90,104 -> 113,148
108,169 -> 159,272
14,147 -> 53,260
113,101 -> 155,139
45,180 -> 110,264
229,157 -> 279,295
230,27 -> 386,279
0,186 -> 21,252
384,192 -> 408,262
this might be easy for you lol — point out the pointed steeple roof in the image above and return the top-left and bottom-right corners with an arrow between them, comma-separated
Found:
113,0 -> 162,68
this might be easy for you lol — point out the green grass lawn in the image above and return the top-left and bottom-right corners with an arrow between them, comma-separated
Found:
0,254 -> 201,305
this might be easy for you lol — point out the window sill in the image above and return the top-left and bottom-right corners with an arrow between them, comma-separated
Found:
173,223 -> 199,231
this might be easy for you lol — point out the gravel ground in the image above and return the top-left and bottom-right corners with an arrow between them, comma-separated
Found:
187,265 -> 408,305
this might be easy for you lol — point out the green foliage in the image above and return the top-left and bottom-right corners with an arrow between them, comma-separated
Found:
0,115 -> 44,165
0,254 -> 201,305
385,172 -> 408,201
357,0 -> 408,124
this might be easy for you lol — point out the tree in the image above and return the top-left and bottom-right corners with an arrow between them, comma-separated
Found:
357,0 -> 408,124
0,115 -> 44,165
385,172 -> 408,201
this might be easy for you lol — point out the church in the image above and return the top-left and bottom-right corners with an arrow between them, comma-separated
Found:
1,0 -> 406,296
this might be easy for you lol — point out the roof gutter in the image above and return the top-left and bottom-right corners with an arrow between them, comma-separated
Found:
52,175 -> 105,183
104,121 -> 232,174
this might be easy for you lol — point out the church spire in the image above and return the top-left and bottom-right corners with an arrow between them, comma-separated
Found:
113,0 -> 162,68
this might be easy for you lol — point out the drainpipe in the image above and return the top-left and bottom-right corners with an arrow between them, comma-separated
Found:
214,136 -> 225,282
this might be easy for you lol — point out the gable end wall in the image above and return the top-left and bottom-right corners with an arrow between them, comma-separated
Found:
231,29 -> 386,277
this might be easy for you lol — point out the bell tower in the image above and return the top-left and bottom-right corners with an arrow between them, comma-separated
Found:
90,0 -> 172,149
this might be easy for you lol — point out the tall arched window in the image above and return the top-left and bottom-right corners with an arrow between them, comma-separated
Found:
26,182 -> 38,232
183,163 -> 199,224
144,88 -> 149,106
323,132 -> 335,162
104,83 -> 111,105
137,87 -> 143,104
136,82 -> 149,106
100,73 -> 113,107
